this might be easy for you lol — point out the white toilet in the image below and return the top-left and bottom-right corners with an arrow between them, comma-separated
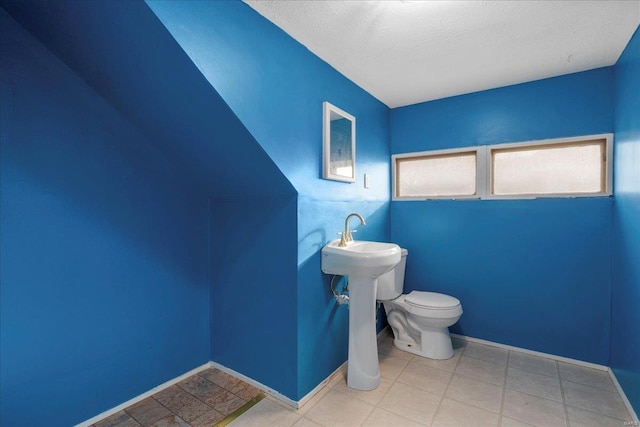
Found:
377,249 -> 463,359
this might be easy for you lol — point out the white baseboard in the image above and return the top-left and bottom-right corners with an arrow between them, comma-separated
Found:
75,363 -> 211,427
77,329 -> 638,426
450,333 -> 608,370
451,333 -> 639,422
208,360 -> 299,408
297,361 -> 347,409
608,367 -> 639,422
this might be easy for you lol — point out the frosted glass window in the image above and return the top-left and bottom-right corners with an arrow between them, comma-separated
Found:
492,140 -> 606,196
396,152 -> 476,198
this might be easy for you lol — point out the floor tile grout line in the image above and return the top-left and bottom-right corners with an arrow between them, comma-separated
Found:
117,341 -> 631,427
563,402 -> 631,423
356,392 -> 377,427
149,395 -> 193,426
175,379 -> 220,410
461,352 -> 508,367
429,359 -> 459,426
559,376 -> 620,394
427,341 -> 467,426
153,370 -> 257,425
506,363 -> 561,379
174,376 -> 232,415
497,350 -> 511,426
205,369 -> 267,411
557,358 -> 571,427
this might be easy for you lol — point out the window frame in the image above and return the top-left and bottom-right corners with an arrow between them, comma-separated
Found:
392,146 -> 483,201
392,133 -> 613,201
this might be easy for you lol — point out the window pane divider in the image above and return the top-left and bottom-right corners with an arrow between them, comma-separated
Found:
392,133 -> 613,201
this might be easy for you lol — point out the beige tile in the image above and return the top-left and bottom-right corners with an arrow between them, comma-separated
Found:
125,398 -> 171,425
562,380 -> 630,420
558,363 -> 616,392
148,415 -> 190,427
508,351 -> 558,378
378,354 -> 410,380
502,389 -> 566,427
500,417 -> 534,427
332,375 -> 393,405
396,361 -> 452,395
153,385 -> 212,423
506,367 -> 562,402
297,385 -> 331,416
566,405 -> 630,427
378,382 -> 441,425
362,407 -> 427,427
94,411 -> 141,427
378,338 -> 414,361
327,369 -> 347,388
445,374 -> 503,413
464,342 -> 508,365
411,346 -> 463,372
229,399 -> 300,427
432,398 -> 499,427
305,389 -> 374,427
455,355 -> 507,386
292,418 -> 323,427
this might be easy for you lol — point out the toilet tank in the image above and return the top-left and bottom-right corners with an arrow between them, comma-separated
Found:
376,248 -> 408,301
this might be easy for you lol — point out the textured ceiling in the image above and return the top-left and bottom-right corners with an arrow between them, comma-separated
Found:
244,0 -> 640,108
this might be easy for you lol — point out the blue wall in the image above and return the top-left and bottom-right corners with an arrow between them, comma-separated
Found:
147,0 -> 391,399
209,195 -> 299,398
612,26 -> 640,414
0,9 -> 209,426
390,68 -> 615,364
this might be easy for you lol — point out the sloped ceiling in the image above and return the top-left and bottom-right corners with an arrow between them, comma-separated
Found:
245,0 -> 640,108
1,0 -> 295,198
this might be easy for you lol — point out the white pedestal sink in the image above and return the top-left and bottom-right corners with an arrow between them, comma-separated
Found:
321,239 -> 401,390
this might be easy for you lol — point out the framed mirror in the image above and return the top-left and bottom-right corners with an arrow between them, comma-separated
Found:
323,101 -> 356,183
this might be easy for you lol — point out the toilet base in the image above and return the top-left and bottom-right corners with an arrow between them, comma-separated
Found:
392,325 -> 454,359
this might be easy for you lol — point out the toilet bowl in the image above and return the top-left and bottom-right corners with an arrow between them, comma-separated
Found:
377,249 -> 462,359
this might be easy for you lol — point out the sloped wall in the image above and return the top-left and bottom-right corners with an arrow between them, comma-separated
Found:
0,10 -> 209,425
147,0 -> 392,399
611,26 -> 640,415
0,0 -> 294,198
0,0 -> 299,424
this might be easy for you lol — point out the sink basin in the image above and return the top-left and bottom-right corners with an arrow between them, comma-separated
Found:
321,239 -> 401,278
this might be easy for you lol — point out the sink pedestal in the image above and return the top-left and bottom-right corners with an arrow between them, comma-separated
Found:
320,238 -> 401,391
347,275 -> 380,390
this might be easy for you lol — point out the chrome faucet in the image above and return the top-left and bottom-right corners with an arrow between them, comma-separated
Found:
339,213 -> 366,246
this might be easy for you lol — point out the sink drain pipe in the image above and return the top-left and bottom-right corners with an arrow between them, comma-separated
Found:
330,275 -> 349,305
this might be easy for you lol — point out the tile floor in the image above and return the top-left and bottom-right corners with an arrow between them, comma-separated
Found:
229,336 -> 636,427
91,367 -> 263,427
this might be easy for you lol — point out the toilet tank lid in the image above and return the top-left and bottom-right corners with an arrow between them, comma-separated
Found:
405,291 -> 460,309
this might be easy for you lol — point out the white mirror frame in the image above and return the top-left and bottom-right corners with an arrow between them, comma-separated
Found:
323,101 -> 356,183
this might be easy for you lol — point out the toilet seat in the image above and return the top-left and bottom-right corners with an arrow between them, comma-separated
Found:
405,291 -> 460,309
403,291 -> 462,319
